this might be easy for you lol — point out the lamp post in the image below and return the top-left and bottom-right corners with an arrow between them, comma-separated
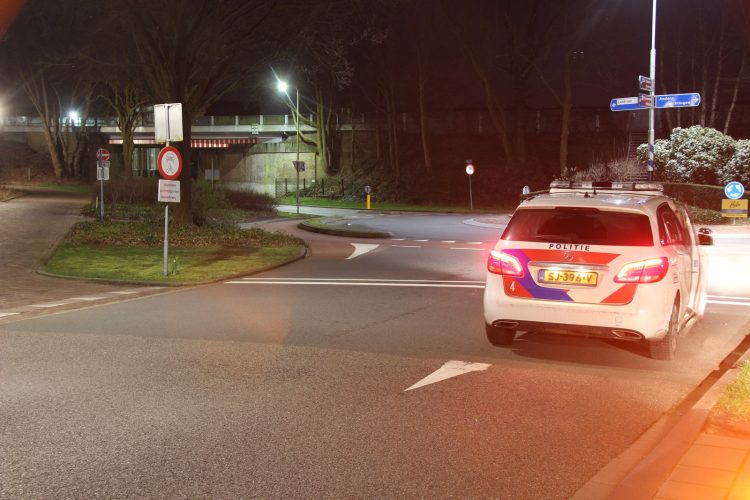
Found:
277,80 -> 301,215
465,161 -> 475,210
647,0 -> 657,181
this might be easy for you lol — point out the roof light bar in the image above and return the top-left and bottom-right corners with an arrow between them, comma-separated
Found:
549,180 -> 663,192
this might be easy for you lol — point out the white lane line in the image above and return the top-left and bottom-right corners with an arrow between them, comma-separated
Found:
392,245 -> 421,248
465,241 -> 484,245
346,243 -> 379,260
441,240 -> 456,243
69,297 -> 107,301
707,300 -> 750,307
0,312 -> 19,318
238,278 -> 485,283
110,291 -> 138,295
30,303 -> 68,308
708,295 -> 750,301
405,360 -> 491,392
450,247 -> 484,251
226,281 -> 484,289
413,239 -> 429,242
392,238 -> 406,241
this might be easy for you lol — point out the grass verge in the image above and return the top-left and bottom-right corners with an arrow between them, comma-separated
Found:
45,218 -> 306,283
710,361 -> 750,426
45,244 -> 303,283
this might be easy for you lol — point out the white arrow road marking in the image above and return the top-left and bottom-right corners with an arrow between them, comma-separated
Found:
346,243 -> 379,260
405,360 -> 491,392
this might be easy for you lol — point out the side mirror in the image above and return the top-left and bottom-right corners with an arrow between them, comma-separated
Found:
698,227 -> 713,246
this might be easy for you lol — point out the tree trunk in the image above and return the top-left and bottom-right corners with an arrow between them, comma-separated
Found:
709,22 -> 725,128
417,51 -> 432,172
559,53 -> 572,177
172,126 -> 193,225
724,52 -> 746,135
480,75 -> 513,169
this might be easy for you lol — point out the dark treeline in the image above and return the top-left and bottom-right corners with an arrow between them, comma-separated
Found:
1,0 -> 748,215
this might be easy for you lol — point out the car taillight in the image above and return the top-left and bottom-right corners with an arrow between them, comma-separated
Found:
615,257 -> 669,283
488,250 -> 524,277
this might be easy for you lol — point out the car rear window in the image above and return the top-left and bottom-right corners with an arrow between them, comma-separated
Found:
501,208 -> 654,246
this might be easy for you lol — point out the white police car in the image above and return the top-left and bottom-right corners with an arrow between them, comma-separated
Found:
483,181 -> 713,360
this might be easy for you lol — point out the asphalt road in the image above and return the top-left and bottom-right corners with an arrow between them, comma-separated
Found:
1,212 -> 748,498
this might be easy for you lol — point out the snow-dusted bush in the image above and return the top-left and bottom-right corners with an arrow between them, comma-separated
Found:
637,126 -> 736,184
719,139 -> 750,185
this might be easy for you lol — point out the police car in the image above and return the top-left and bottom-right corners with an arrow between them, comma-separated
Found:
483,181 -> 713,360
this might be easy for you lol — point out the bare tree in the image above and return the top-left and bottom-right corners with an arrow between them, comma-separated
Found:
1,0 -> 99,181
119,0 -> 282,223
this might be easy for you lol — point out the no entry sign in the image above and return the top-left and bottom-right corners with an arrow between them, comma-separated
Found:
157,146 -> 182,180
96,148 -> 110,161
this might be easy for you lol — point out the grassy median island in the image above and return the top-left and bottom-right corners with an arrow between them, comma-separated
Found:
44,220 -> 305,283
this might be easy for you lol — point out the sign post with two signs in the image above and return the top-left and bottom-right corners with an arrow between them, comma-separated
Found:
96,148 -> 110,220
722,181 -> 748,220
154,103 -> 184,276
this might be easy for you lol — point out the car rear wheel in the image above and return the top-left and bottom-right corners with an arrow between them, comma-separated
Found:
648,301 -> 679,360
485,323 -> 516,346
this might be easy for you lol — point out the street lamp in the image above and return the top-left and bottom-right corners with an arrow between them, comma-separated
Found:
68,110 -> 79,128
465,161 -> 475,210
276,79 -> 300,215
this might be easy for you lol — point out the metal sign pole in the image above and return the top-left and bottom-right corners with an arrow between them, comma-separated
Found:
100,177 -> 104,220
469,176 -> 473,210
647,0 -> 657,181
163,134 -> 170,276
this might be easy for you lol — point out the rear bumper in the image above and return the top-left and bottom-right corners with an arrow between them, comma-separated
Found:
483,274 -> 673,341
489,319 -> 645,341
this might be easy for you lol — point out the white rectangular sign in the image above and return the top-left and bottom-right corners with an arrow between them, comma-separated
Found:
158,179 -> 181,203
154,103 -> 184,143
96,166 -> 110,181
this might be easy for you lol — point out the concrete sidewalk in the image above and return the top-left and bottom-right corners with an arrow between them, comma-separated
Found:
0,187 -> 162,319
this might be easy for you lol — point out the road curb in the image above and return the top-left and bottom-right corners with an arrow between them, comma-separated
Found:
572,341 -> 750,499
297,219 -> 391,239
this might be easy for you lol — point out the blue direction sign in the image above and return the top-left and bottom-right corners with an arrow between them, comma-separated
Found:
610,97 -> 641,112
655,93 -> 701,108
725,181 -> 745,200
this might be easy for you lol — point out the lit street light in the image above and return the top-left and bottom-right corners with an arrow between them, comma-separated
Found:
276,79 -> 300,215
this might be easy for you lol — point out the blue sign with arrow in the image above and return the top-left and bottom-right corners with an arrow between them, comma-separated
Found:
655,93 -> 701,108
610,97 -> 641,112
725,181 -> 745,200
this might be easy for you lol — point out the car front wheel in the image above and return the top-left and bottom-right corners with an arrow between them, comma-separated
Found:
485,323 -> 516,346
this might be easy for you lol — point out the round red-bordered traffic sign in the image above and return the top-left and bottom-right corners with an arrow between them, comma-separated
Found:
96,148 -> 110,161
157,146 -> 182,180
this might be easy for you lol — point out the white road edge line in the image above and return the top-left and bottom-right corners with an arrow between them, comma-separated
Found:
707,295 -> 750,301
226,281 -> 485,288
707,300 -> 750,307
238,278 -> 485,283
405,360 -> 491,392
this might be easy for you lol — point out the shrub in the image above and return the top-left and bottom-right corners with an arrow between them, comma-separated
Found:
637,126 -> 736,184
102,177 -> 159,204
719,139 -> 750,185
224,188 -> 277,212
570,158 -> 644,181
192,180 -> 228,226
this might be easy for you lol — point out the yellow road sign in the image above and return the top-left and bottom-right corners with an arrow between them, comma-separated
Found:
721,198 -> 748,217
